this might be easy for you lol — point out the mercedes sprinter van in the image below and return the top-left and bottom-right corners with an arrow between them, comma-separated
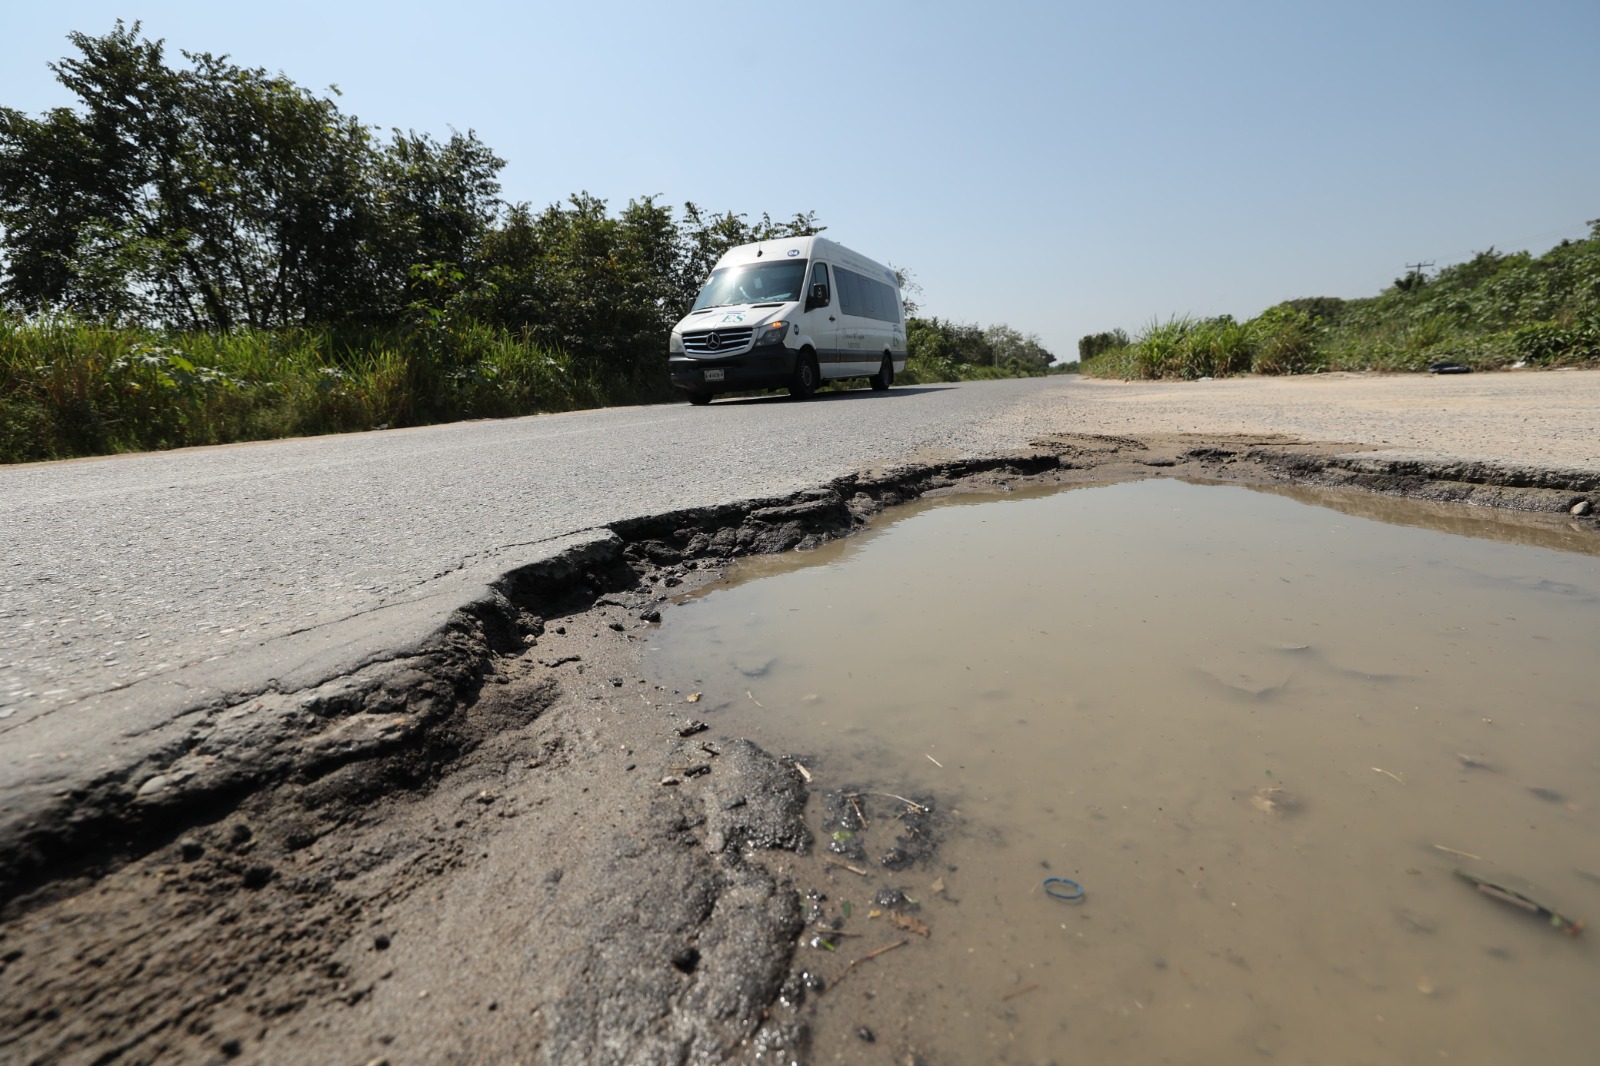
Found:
668,236 -> 906,404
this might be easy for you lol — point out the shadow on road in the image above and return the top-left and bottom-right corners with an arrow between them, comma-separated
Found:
701,386 -> 956,408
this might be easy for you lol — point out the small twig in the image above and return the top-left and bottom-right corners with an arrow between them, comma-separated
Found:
1454,869 -> 1585,937
926,753 -> 944,768
1372,767 -> 1405,784
848,794 -> 868,828
832,939 -> 909,988
747,690 -> 763,707
1476,883 -> 1540,912
823,856 -> 869,877
1001,983 -> 1041,1002
848,790 -> 928,813
1434,844 -> 1483,861
792,761 -> 812,783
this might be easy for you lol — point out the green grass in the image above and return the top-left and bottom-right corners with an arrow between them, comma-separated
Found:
1082,224 -> 1600,381
0,315 -> 618,464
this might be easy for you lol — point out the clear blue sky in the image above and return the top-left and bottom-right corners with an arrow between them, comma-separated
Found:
4,1 -> 1597,360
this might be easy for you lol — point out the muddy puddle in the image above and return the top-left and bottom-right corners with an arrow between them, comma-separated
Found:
646,479 -> 1600,1064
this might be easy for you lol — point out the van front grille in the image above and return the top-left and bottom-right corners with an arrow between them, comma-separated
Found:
682,327 -> 754,354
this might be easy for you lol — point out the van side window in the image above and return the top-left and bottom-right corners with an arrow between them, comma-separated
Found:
810,263 -> 831,308
833,267 -> 900,322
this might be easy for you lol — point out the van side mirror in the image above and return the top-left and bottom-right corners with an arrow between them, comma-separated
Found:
808,282 -> 829,309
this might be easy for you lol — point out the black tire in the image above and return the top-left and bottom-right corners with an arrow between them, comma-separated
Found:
686,391 -> 712,406
788,352 -> 819,399
869,355 -> 894,391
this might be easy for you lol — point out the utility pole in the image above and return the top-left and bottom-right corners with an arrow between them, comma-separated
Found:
1405,260 -> 1435,278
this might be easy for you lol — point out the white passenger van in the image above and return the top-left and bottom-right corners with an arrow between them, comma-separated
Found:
668,236 -> 906,404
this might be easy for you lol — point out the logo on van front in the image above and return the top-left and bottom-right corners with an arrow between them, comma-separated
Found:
787,249 -> 800,256
706,332 -> 722,350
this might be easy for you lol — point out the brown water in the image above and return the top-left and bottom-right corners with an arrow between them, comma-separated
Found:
645,479 -> 1600,1065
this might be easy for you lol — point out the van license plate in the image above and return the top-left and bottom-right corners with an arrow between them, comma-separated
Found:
703,369 -> 724,382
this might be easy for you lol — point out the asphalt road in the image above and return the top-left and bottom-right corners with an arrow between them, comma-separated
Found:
1,382 -> 1038,734
4,370 -> 1599,777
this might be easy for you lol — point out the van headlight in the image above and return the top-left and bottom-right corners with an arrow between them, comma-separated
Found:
669,331 -> 685,354
755,321 -> 789,347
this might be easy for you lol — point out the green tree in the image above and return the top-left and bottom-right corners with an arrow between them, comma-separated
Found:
1078,329 -> 1130,361
0,22 -> 505,330
984,323 -> 1053,372
0,22 -> 183,319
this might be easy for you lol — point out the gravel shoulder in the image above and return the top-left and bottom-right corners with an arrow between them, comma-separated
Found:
3,372 -> 1599,1064
1052,369 -> 1600,470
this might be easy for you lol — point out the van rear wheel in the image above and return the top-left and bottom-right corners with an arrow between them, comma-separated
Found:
789,352 -> 819,399
869,355 -> 894,391
686,391 -> 712,406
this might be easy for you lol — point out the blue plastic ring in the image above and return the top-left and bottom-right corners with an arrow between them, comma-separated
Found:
1044,877 -> 1084,901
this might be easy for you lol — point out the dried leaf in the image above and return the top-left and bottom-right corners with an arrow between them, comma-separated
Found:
686,692 -> 702,703
888,910 -> 930,937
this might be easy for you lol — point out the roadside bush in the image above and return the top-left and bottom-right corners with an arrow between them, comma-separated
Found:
0,314 -> 585,463
1081,220 -> 1600,381
1512,320 -> 1600,364
1249,306 -> 1321,375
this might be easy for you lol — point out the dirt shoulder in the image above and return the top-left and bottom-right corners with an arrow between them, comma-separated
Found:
1059,370 -> 1600,473
2,430 -> 1596,1066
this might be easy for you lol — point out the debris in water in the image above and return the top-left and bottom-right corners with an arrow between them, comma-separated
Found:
685,692 -> 702,703
1453,869 -> 1584,937
792,761 -> 813,783
830,938 -> 909,988
850,790 -> 929,813
926,753 -> 944,768
1001,983 -> 1041,1002
1249,785 -> 1302,815
1526,787 -> 1566,805
1371,767 -> 1406,784
1043,877 -> 1084,901
824,857 -> 869,877
677,720 -> 708,737
747,690 -> 763,707
1434,844 -> 1483,861
1456,753 -> 1495,771
888,910 -> 930,937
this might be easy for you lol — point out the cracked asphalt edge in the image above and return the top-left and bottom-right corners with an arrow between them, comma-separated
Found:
2,433 -> 1596,907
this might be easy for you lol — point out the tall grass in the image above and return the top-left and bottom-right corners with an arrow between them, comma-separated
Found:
1081,224 -> 1600,381
0,315 -> 620,463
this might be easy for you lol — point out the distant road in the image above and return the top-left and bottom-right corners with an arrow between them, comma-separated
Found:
3,370 -> 1598,760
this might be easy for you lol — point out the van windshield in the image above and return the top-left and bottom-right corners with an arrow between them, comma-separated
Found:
691,259 -> 808,311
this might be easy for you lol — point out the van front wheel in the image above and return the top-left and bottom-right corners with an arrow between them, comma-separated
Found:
686,391 -> 712,406
869,356 -> 894,391
789,352 -> 819,400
